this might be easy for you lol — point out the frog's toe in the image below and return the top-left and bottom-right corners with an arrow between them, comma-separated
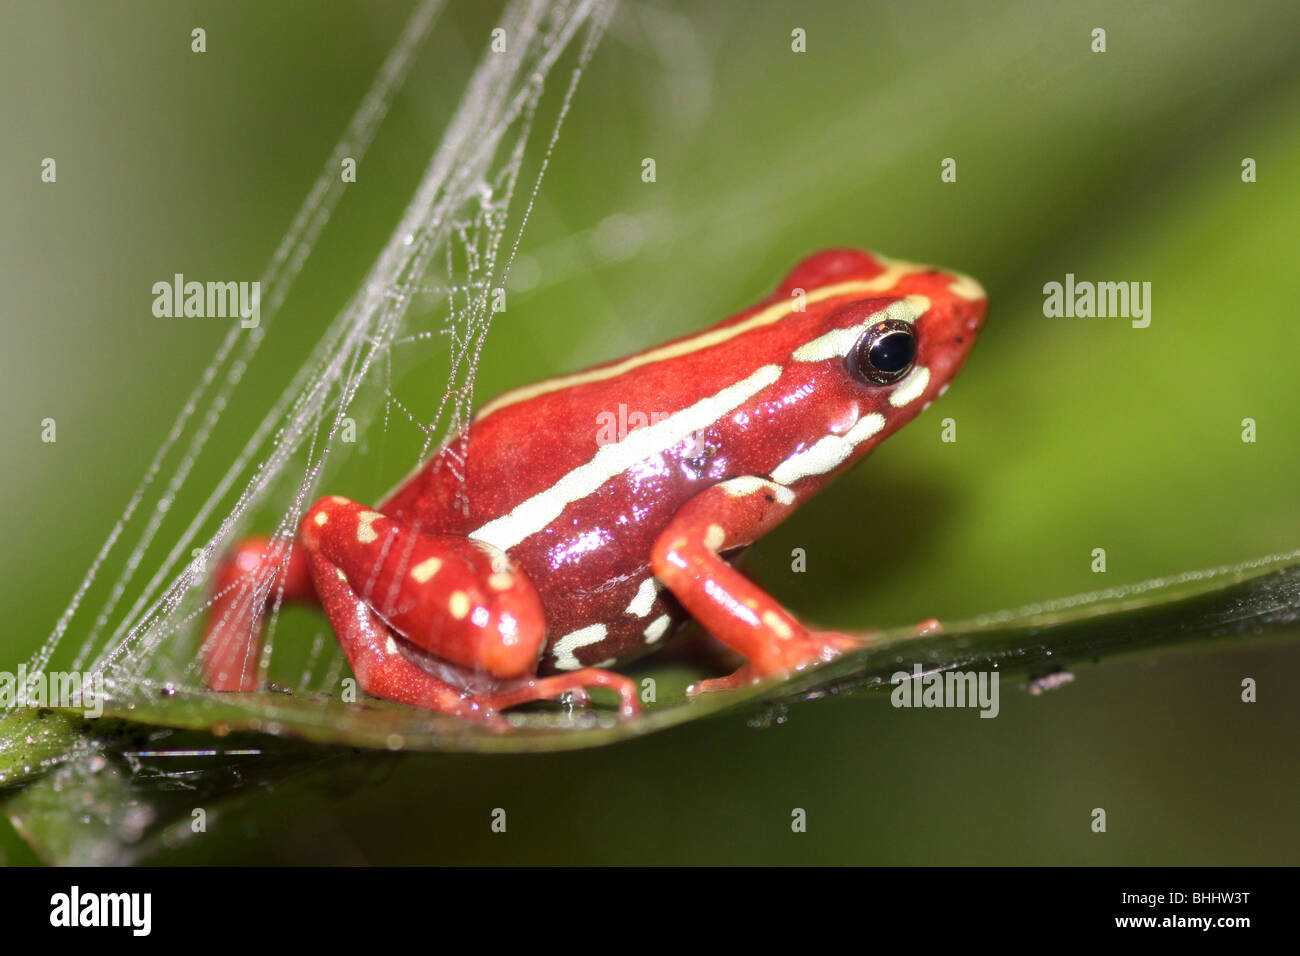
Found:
689,631 -> 862,696
477,667 -> 641,718
687,667 -> 758,696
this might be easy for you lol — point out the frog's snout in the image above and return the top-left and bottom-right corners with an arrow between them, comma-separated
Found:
906,268 -> 986,391
938,269 -> 987,348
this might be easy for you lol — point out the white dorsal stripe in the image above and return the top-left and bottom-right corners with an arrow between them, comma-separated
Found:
792,295 -> 930,363
770,412 -> 886,485
476,255 -> 939,420
470,364 -> 783,552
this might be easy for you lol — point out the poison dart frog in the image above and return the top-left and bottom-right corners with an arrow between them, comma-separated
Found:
202,249 -> 986,723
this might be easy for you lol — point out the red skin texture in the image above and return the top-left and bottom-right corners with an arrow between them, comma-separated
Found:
201,249 -> 986,720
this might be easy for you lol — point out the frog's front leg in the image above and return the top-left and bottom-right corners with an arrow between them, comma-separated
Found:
299,497 -> 640,720
651,477 -> 861,694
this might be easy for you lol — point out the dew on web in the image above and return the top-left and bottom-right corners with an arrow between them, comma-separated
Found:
10,0 -> 616,721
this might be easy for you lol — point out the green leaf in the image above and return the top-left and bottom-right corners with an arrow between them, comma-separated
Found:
6,549 -> 1296,756
4,549 -> 1295,864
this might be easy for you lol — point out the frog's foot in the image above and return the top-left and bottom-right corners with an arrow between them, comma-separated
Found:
478,669 -> 641,718
687,621 -> 936,695
687,667 -> 757,696
686,631 -> 860,696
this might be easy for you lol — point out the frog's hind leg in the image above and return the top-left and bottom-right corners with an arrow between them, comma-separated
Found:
298,496 -> 640,719
303,551 -> 502,723
298,497 -> 548,677
201,536 -> 316,691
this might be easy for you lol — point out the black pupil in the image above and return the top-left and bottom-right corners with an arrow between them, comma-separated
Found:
868,329 -> 914,374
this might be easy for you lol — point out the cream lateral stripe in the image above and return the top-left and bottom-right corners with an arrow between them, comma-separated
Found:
792,295 -> 930,363
770,412 -> 886,485
476,256 -> 933,419
470,364 -> 783,552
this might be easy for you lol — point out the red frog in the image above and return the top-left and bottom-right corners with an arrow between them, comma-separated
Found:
202,249 -> 986,723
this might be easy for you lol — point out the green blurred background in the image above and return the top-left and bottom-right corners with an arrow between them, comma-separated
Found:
2,0 -> 1298,863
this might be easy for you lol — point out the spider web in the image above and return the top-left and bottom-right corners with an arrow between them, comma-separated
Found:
9,0 -> 615,716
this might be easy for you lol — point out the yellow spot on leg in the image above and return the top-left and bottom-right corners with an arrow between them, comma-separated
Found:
313,511 -> 329,527
762,610 -> 795,640
449,590 -> 470,620
488,572 -> 515,592
705,524 -> 727,551
410,557 -> 442,583
356,510 -> 384,544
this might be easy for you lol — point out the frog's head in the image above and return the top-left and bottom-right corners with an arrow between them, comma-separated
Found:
755,249 -> 986,489
829,258 -> 986,423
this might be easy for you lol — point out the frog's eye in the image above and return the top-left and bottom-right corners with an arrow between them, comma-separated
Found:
850,319 -> 916,385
